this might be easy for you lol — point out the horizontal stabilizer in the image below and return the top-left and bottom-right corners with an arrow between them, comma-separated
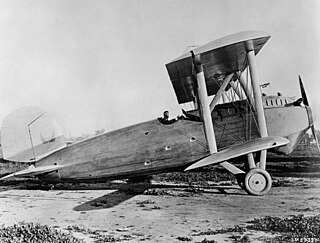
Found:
0,164 -> 67,180
185,136 -> 289,171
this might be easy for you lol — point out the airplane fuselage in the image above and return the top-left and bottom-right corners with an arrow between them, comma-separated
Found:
36,95 -> 310,182
37,119 -> 208,181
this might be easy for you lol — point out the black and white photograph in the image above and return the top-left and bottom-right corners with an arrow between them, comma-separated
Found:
0,1 -> 319,242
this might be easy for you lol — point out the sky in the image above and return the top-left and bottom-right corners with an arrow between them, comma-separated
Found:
0,0 -> 319,136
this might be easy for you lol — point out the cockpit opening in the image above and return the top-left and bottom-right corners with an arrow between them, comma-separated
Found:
158,110 -> 177,124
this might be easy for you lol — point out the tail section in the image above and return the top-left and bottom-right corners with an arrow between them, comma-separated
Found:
1,106 -> 66,162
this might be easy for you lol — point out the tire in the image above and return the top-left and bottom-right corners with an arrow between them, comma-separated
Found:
244,168 -> 272,196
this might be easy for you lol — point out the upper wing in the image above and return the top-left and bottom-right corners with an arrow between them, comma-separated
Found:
185,136 -> 289,171
0,164 -> 68,180
166,30 -> 270,104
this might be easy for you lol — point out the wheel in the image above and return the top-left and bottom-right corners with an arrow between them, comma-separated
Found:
244,168 -> 272,196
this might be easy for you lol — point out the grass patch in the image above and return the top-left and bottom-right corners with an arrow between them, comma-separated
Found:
0,222 -> 83,243
247,214 -> 320,241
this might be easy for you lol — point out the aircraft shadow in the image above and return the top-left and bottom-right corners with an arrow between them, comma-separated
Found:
73,183 -> 245,212
0,179 -> 245,211
73,183 -> 150,211
74,190 -> 136,211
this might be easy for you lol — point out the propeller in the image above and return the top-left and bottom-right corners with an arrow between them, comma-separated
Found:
299,75 -> 320,153
299,75 -> 309,106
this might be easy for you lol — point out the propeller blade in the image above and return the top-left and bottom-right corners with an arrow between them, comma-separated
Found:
311,124 -> 320,154
299,75 -> 309,106
299,76 -> 320,153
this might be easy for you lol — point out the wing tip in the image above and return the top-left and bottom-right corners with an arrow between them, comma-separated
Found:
184,166 -> 193,172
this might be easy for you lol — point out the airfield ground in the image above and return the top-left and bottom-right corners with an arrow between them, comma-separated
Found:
0,158 -> 320,242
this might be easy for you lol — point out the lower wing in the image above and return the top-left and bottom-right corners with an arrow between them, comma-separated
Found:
185,136 -> 289,171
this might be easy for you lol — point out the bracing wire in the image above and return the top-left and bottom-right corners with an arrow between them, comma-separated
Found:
243,68 -> 260,139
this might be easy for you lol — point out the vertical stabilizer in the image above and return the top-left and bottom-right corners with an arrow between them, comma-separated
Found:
1,106 -> 66,162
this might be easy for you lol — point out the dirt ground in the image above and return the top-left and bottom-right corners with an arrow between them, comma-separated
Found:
0,175 -> 320,242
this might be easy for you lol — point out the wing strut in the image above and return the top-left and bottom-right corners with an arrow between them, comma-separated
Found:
246,41 -> 268,169
238,71 -> 255,109
191,51 -> 217,154
209,73 -> 234,111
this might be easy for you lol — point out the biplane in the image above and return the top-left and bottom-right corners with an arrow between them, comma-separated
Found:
0,30 -> 318,196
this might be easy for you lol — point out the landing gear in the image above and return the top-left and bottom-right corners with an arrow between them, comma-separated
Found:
236,173 -> 245,189
221,160 -> 272,195
221,156 -> 272,195
243,168 -> 272,196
